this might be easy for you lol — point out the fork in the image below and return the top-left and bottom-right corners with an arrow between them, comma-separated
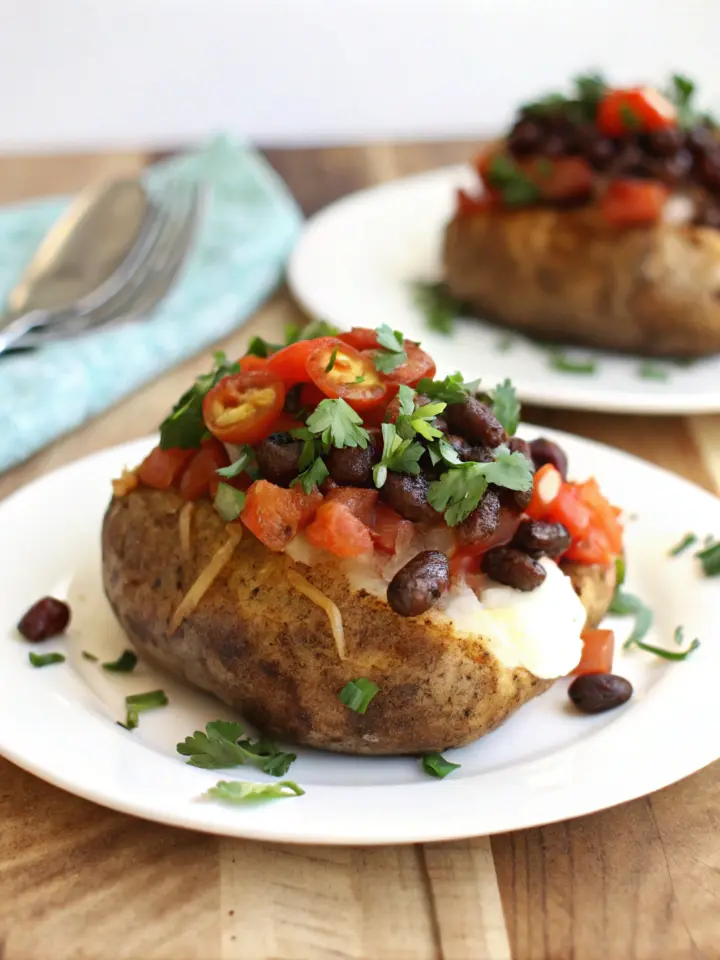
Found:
0,179 -> 206,356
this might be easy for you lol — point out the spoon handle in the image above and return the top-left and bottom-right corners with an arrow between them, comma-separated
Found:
0,310 -> 52,356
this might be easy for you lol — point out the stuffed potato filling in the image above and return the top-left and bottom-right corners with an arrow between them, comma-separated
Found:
127,323 -> 623,675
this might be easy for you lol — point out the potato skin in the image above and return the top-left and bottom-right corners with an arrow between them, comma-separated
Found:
560,559 -> 617,629
101,488 -> 610,755
443,205 -> 720,357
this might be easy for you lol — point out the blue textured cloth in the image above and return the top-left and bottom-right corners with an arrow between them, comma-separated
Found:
0,137 -> 303,473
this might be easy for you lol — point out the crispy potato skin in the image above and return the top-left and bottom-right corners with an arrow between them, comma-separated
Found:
560,559 -> 617,629
443,205 -> 720,357
102,488 -> 611,755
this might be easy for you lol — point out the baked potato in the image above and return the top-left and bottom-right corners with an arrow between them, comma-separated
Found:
102,487 -> 609,755
101,330 -> 623,755
443,73 -> 720,356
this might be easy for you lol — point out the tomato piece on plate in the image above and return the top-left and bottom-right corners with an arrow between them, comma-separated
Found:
364,342 -> 436,387
137,446 -> 194,489
294,487 -> 324,528
203,370 -> 285,446
456,187 -> 496,217
326,487 -> 379,527
266,337 -> 334,387
576,478 -> 623,554
306,338 -> 388,410
449,546 -> 481,580
526,156 -> 593,202
372,504 -> 414,554
546,484 -> 592,540
524,463 -> 563,520
304,501 -> 374,558
179,439 -> 230,501
598,88 -> 676,137
337,327 -> 379,350
238,355 -> 269,373
572,628 -> 615,676
564,526 -> 613,565
240,480 -> 319,551
601,179 -> 669,226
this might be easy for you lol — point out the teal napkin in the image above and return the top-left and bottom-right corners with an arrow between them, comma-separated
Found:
0,137 -> 303,473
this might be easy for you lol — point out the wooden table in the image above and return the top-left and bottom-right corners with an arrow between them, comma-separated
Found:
1,144 -> 720,960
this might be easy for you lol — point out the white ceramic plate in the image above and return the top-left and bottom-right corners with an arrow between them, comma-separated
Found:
0,430 -> 718,845
288,165 -> 720,415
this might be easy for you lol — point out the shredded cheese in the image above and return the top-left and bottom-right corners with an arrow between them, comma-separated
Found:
169,527 -> 241,635
178,501 -> 195,560
286,567 -> 347,660
111,467 -> 139,497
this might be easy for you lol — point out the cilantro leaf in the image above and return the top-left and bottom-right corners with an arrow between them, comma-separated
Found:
427,437 -> 462,467
486,155 -> 539,206
306,399 -> 370,450
428,450 -> 533,525
214,483 -> 246,522
394,388 -> 447,443
290,457 -> 329,495
284,319 -> 340,344
102,650 -> 138,673
373,423 -> 425,488
397,384 -> 415,417
373,324 -> 408,374
422,754 -> 461,779
177,720 -> 296,775
411,281 -> 468,336
416,373 -> 481,406
492,379 -> 521,436
204,779 -> 305,804
290,426 -> 320,470
159,353 -> 240,450
120,689 -> 168,730
338,678 -> 380,714
246,335 -> 281,358
216,445 -> 257,479
669,532 -> 697,557
28,651 -> 65,668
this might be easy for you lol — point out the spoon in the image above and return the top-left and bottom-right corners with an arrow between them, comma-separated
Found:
0,178 -> 149,328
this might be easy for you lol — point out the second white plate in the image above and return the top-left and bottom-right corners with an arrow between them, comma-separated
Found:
288,164 -> 720,414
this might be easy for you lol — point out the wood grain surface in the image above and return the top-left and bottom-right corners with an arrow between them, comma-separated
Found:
1,143 -> 719,960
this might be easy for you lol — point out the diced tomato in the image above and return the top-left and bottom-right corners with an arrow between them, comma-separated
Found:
299,382 -> 327,410
572,628 -> 615,676
240,480 -> 320,551
371,504 -> 414,554
203,370 -> 285,446
266,337 -> 334,387
601,179 -> 669,226
575,478 -> 623,554
364,342 -> 436,388
136,446 -> 194,489
597,88 -> 676,137
546,485 -> 592,541
564,526 -> 613,565
179,438 -> 230,501
305,338 -> 388,411
525,156 -> 593,202
337,327 -> 379,350
456,188 -> 496,217
524,464 -> 563,520
304,501 -> 374,558
326,487 -> 379,527
239,355 -> 269,373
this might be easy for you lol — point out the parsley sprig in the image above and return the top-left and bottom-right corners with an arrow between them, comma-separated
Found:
160,352 -> 239,450
394,385 -> 447,442
427,448 -> 533,525
177,720 -> 296,776
416,372 -> 481,406
291,457 -> 329,495
373,325 -> 408,374
306,399 -> 370,450
486,155 -> 539,206
422,754 -> 461,779
373,423 -> 425,489
491,379 -> 520,436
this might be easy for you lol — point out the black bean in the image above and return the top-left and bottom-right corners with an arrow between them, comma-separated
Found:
481,547 -> 546,591
445,434 -> 472,459
326,444 -> 376,487
457,488 -> 501,547
387,551 -> 450,617
646,128 -> 685,157
698,149 -> 720,191
381,472 -> 440,523
17,597 -> 71,642
529,437 -> 568,480
657,148 -> 692,184
512,519 -> 571,558
444,397 -> 507,447
586,137 -> 616,170
255,434 -> 303,488
687,125 -> 717,157
508,437 -> 532,459
544,134 -> 569,159
695,202 -> 720,229
568,673 -> 633,714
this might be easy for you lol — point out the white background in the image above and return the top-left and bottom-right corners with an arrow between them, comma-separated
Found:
1,0 -> 719,151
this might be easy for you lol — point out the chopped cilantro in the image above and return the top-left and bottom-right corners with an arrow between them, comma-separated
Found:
82,651 -> 98,662
427,437 -> 463,467
284,319 -> 340,344
120,689 -> 168,730
373,324 -> 408,374
416,372 -> 481,406
394,385 -> 447,442
159,352 -> 240,450
204,780 -> 304,804
492,379 -> 520,436
422,754 -> 461,779
214,483 -> 246,522
290,457 -> 329,495
627,627 -> 700,661
486,155 -> 539,206
324,347 -> 338,373
638,363 -> 669,381
290,426 -> 320,470
338,678 -> 380,714
28,651 -> 65,668
102,650 -> 138,673
427,449 -> 533,525
548,352 -> 597,375
695,540 -> 720,577
373,423 -> 425,488
216,445 -> 257,479
669,532 -> 697,557
177,720 -> 296,776
306,399 -> 370,450
246,335 -> 280,358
